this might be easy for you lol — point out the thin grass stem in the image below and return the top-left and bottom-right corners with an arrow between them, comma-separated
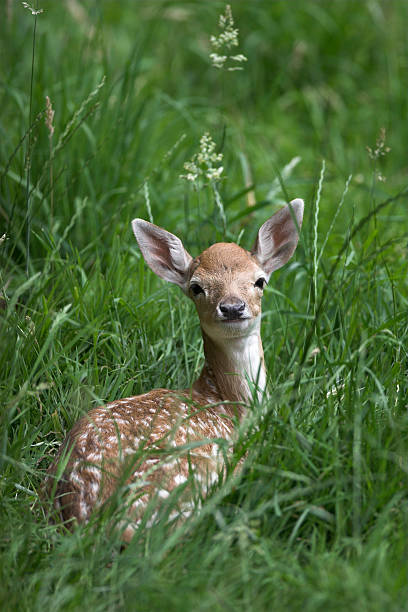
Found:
317,173 -> 352,266
313,159 -> 325,313
25,10 -> 39,277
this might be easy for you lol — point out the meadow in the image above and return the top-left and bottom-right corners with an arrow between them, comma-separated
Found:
0,1 -> 407,610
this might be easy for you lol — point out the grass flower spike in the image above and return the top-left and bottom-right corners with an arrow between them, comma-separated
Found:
181,132 -> 223,185
366,127 -> 391,182
210,5 -> 247,71
366,127 -> 391,160
45,95 -> 55,219
45,95 -> 55,138
22,1 -> 43,15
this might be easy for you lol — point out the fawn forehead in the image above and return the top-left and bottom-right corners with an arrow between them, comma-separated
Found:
192,243 -> 260,278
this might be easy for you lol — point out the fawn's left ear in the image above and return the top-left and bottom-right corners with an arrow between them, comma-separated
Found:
132,219 -> 193,291
251,199 -> 304,279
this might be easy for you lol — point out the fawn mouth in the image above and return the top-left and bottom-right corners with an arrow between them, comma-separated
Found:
203,316 -> 255,340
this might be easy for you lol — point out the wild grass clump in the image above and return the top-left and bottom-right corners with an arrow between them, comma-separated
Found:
0,1 -> 407,610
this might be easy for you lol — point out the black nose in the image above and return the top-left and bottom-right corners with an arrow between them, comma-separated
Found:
219,298 -> 246,319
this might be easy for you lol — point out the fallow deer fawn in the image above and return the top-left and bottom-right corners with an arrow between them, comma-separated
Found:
46,200 -> 304,541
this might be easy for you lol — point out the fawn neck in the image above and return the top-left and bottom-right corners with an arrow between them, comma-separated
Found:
193,316 -> 266,408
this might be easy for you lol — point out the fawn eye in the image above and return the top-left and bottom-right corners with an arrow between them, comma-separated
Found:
255,277 -> 266,290
190,283 -> 204,296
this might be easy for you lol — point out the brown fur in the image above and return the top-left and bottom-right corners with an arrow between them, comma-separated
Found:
46,385 -> 238,541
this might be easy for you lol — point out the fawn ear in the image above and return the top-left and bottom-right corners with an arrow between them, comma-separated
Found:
132,219 -> 193,291
251,199 -> 304,279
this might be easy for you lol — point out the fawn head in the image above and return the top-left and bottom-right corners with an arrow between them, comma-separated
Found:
132,200 -> 303,342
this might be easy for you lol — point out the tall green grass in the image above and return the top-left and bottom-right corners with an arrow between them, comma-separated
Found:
1,1 -> 407,610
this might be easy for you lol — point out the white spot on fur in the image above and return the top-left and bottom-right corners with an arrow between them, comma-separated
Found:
124,446 -> 137,456
70,470 -> 84,487
174,474 -> 187,486
131,497 -> 147,511
87,452 -> 102,463
79,499 -> 89,520
145,458 -> 158,466
113,418 -> 127,427
145,511 -> 159,528
90,481 -> 100,497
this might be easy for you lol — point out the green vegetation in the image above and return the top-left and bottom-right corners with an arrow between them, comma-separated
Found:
1,1 -> 407,610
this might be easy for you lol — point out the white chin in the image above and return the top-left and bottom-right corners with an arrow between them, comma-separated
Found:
204,318 -> 255,339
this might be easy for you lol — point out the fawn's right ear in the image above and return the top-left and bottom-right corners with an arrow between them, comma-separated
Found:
132,219 -> 193,292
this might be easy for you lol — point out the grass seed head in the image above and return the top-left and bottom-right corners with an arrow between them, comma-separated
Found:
22,1 -> 43,15
181,132 -> 223,185
45,95 -> 55,139
210,5 -> 247,71
366,127 -> 391,160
